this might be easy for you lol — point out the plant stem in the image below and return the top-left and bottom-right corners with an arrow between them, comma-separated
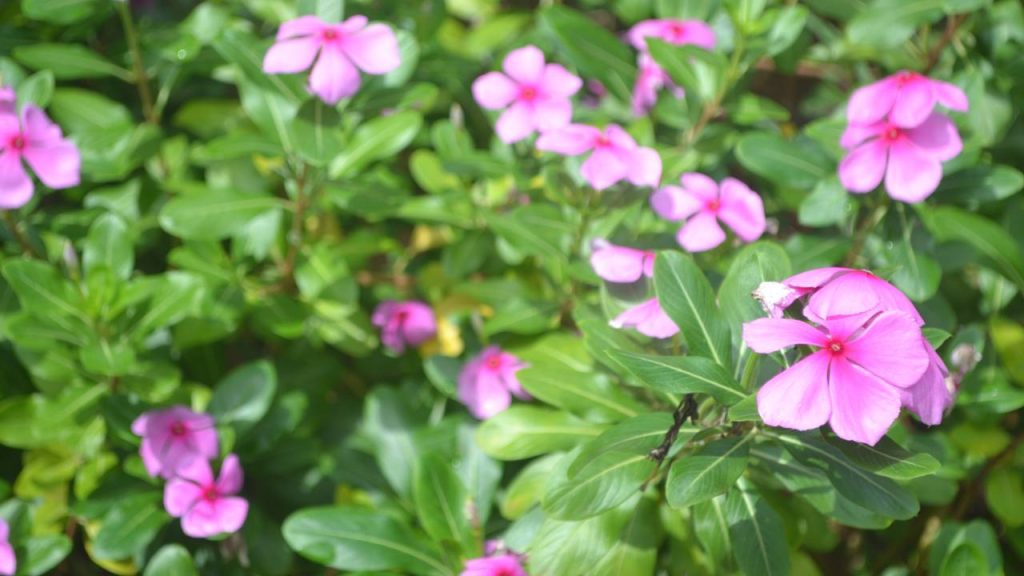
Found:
843,200 -> 889,267
2,212 -> 39,257
685,31 -> 746,146
117,1 -> 157,124
279,165 -> 309,289
924,15 -> 966,73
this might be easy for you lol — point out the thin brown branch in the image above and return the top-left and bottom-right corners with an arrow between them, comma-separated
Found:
118,2 -> 157,124
2,211 -> 39,258
924,15 -> 966,73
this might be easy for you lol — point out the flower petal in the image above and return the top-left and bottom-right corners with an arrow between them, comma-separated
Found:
399,303 -> 437,347
743,318 -> 827,353
472,72 -> 518,110
535,124 -> 598,155
884,139 -> 942,203
277,16 -> 325,40
502,45 -> 545,84
213,497 -> 249,535
626,147 -> 662,187
0,541 -> 14,576
847,77 -> 898,125
840,121 -> 884,149
182,500 -> 222,538
906,113 -> 962,162
890,78 -> 936,128
827,358 -> 901,445
539,64 -> 582,98
176,453 -> 215,486
309,46 -> 360,105
262,37 -> 320,74
844,311 -> 929,388
839,139 -> 888,193
803,271 -> 881,323
590,241 -> 649,283
680,172 -> 719,202
495,101 -> 536,144
610,298 -> 678,339
717,177 -> 765,242
651,185 -> 703,221
676,211 -> 725,252
23,140 -> 80,190
532,98 -> 573,133
627,20 -> 671,50
0,151 -> 34,209
462,368 -> 512,419
344,23 -> 401,74
901,344 -> 951,425
757,351 -> 832,431
217,454 -> 244,495
933,80 -> 968,112
580,148 -> 628,190
164,478 -> 201,518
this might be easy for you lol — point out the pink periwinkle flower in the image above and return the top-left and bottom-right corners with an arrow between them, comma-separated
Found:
627,19 -> 717,52
131,406 -> 219,479
458,346 -> 529,419
848,71 -> 968,129
632,53 -> 684,116
744,311 -> 930,445
0,519 -> 14,576
610,297 -> 679,339
536,124 -> 661,191
472,45 -> 582,144
839,112 -> 962,203
372,300 -> 437,354
651,173 -> 765,253
164,454 -> 248,539
461,554 -> 528,576
262,15 -> 401,105
0,105 -> 80,210
0,87 -> 14,116
590,239 -> 655,283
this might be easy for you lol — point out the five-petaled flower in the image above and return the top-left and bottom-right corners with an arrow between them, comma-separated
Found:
164,454 -> 249,539
132,406 -> 219,479
589,239 -> 655,283
372,300 -> 437,354
0,519 -> 14,576
536,124 -> 661,190
262,15 -> 401,105
472,45 -> 582,144
458,346 -> 530,419
610,297 -> 679,339
847,70 -> 968,129
0,104 -> 80,210
651,172 -> 766,252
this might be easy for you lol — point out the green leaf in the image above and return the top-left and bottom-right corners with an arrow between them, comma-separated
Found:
329,111 -> 423,178
208,361 -> 277,434
540,6 -> 637,102
735,132 -> 830,190
529,501 -> 639,576
49,88 -> 132,133
984,467 -> 1024,528
718,241 -> 792,338
726,479 -> 790,576
827,436 -> 941,480
654,251 -> 732,366
919,205 -> 1024,291
282,507 -> 451,575
799,177 -> 853,228
610,351 -> 746,405
518,365 -> 642,421
666,435 -> 751,508
476,406 -> 605,460
13,43 -> 129,81
940,543 -> 989,576
16,70 -> 54,108
19,534 -> 72,576
483,205 -> 573,259
1,260 -> 88,324
91,494 -> 170,561
129,272 -> 205,337
413,454 -> 474,552
20,0 -> 103,25
143,544 -> 198,576
934,165 -> 1024,207
648,39 -> 727,102
84,213 -> 134,281
765,5 -> 809,55
847,0 -> 945,47
693,496 -> 733,568
158,188 -> 283,241
297,0 -> 344,22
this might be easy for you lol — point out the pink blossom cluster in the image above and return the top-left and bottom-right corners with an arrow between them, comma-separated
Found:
461,541 -> 528,576
372,300 -> 437,354
132,406 -> 248,538
627,19 -> 716,115
589,240 -> 678,339
839,71 -> 967,203
744,268 -> 953,445
651,172 -> 766,252
0,85 -> 81,210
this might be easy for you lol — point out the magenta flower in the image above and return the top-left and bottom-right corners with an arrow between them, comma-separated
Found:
610,297 -> 679,339
372,300 -> 437,354
131,406 -> 219,479
590,239 -> 655,283
632,53 -> 683,116
0,105 -> 80,210
0,519 -> 14,576
536,124 -> 661,190
839,112 -> 962,203
848,71 -> 968,129
164,454 -> 248,538
461,554 -> 528,576
743,311 -> 930,445
627,19 -> 717,52
262,15 -> 400,105
458,346 -> 529,419
651,173 -> 765,252
472,45 -> 582,144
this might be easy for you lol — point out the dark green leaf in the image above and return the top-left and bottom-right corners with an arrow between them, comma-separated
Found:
540,6 -> 637,102
329,111 -> 423,178
143,544 -> 198,576
610,351 -> 746,405
208,361 -> 277,434
735,132 -> 830,190
666,435 -> 751,508
654,251 -> 732,366
726,479 -> 790,576
158,188 -> 284,241
413,455 -> 474,551
476,406 -> 606,460
13,43 -> 129,81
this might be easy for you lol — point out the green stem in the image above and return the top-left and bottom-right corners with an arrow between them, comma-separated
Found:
2,212 -> 39,258
843,200 -> 889,267
117,1 -> 157,124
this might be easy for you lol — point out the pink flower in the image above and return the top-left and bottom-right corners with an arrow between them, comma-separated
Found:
472,45 -> 582,144
0,87 -> 14,116
839,112 -> 962,203
372,300 -> 437,354
458,346 -> 529,419
743,311 -> 930,445
632,53 -> 683,116
0,105 -> 80,210
262,15 -> 400,105
590,239 -> 655,283
461,554 -> 528,576
651,173 -> 765,252
536,124 -> 661,190
627,19 -> 717,52
610,297 -> 679,339
848,71 -> 968,129
131,406 -> 219,479
164,454 -> 248,538
0,519 -> 14,576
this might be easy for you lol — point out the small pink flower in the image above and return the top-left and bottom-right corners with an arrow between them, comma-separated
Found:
0,519 -> 14,576
536,124 -> 661,190
458,346 -> 529,419
262,15 -> 401,105
848,71 -> 968,129
131,406 -> 219,479
461,553 -> 528,576
0,105 -> 80,210
472,45 -> 582,144
839,112 -> 962,203
627,19 -> 717,52
743,311 -> 930,445
651,173 -> 765,252
164,454 -> 248,539
372,300 -> 437,354
590,239 -> 656,283
632,53 -> 684,116
0,87 -> 14,116
610,297 -> 679,339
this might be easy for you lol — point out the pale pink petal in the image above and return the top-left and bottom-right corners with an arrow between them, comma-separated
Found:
344,24 -> 401,74
906,113 -> 962,162
717,178 -> 765,242
840,121 -> 885,149
0,541 -> 14,576
678,21 -> 716,49
884,140 -> 942,203
502,46 -> 546,84
650,185 -> 703,221
277,16 -> 325,40
757,351 -> 831,431
627,147 -> 662,187
181,500 -> 221,538
804,271 -> 881,322
828,358 -> 901,445
933,80 -> 968,112
581,148 -> 628,190
0,151 -> 34,209
590,242 -> 649,283
838,139 -> 888,193
501,369 -> 530,400
371,301 -> 398,327
901,344 -> 951,425
784,267 -> 847,290
309,46 -> 360,105
890,79 -> 936,128
603,125 -> 637,150
22,106 -> 63,143
263,37 -> 320,74
610,298 -> 679,339
23,141 -> 80,190
742,318 -> 827,353
464,368 -> 512,419
131,413 -> 150,436
539,64 -> 582,98
843,311 -> 929,388
164,478 -> 202,518
465,555 -> 527,576
399,303 -> 437,347
472,72 -> 518,110
339,15 -> 369,35
536,124 -> 599,155
176,454 -> 215,486
213,497 -> 249,534
847,77 -> 898,125
0,519 -> 8,541
217,454 -> 244,495
495,102 -> 536,144
679,172 -> 719,202
532,98 -> 573,133
628,21 -> 672,50
676,212 -> 726,252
